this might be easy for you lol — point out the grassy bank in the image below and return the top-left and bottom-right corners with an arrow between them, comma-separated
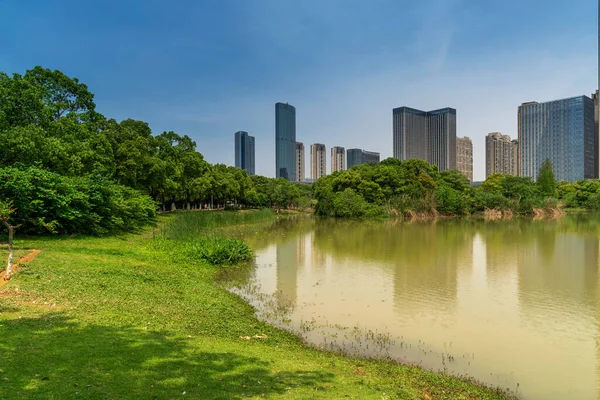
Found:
0,211 -> 515,399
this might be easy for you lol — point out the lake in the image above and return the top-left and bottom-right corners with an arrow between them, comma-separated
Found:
230,215 -> 600,400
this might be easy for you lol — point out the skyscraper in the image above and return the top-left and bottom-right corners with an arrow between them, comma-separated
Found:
331,146 -> 345,173
275,102 -> 296,181
518,96 -> 595,182
456,136 -> 473,182
310,143 -> 326,180
485,132 -> 519,177
347,149 -> 380,169
295,142 -> 305,182
393,107 -> 457,171
234,131 -> 255,175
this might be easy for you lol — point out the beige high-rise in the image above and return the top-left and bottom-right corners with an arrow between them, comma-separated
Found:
295,142 -> 305,182
456,137 -> 473,182
485,132 -> 519,177
331,146 -> 345,173
310,143 -> 326,180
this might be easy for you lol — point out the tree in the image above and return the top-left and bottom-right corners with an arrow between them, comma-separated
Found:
24,66 -> 96,122
538,159 -> 557,197
0,200 -> 16,281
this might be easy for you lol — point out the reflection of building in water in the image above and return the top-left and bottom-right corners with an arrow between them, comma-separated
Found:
275,233 -> 311,310
517,230 -> 600,399
310,231 -> 327,267
276,239 -> 298,309
518,233 -> 599,319
392,223 -> 472,321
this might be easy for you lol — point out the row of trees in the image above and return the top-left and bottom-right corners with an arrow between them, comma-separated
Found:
313,158 -> 588,218
0,66 -> 311,236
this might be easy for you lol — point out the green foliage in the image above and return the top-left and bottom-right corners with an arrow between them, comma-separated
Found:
436,184 -> 468,215
331,188 -> 383,218
181,236 -> 254,265
537,158 -> 557,197
0,65 -> 313,232
0,166 -> 156,235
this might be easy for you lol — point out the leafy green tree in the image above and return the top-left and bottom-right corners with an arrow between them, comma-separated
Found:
24,66 -> 96,122
537,159 -> 557,197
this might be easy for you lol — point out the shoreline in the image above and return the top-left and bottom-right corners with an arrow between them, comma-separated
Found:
0,212 -> 518,399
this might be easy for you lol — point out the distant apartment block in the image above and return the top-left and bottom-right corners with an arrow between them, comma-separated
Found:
518,96 -> 595,182
331,146 -> 345,173
485,132 -> 518,177
347,149 -> 380,169
234,131 -> 255,175
393,107 -> 457,171
275,102 -> 296,181
456,136 -> 473,182
310,143 -> 326,180
295,142 -> 305,182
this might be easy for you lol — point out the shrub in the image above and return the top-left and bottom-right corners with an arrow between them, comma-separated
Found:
182,236 -> 254,266
0,166 -> 156,235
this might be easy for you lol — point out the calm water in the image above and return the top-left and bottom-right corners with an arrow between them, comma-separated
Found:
231,215 -> 600,400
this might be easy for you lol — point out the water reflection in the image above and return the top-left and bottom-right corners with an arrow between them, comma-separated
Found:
236,215 -> 600,400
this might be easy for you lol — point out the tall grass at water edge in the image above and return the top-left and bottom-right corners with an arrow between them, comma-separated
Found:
159,208 -> 275,240
152,209 -> 275,266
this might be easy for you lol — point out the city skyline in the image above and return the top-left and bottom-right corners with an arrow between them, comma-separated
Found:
4,1 -> 596,181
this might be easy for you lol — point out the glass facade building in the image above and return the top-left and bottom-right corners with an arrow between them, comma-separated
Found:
393,107 -> 456,171
347,149 -> 380,169
234,131 -> 255,175
518,96 -> 595,182
275,102 -> 296,181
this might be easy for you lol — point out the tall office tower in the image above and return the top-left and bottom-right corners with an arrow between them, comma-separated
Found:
234,131 -> 255,175
295,142 -> 305,182
392,107 -> 457,171
393,107 -> 429,161
275,102 -> 296,181
346,149 -> 380,169
485,132 -> 519,177
518,96 -> 595,182
331,146 -> 345,173
456,136 -> 473,182
594,91 -> 599,178
310,143 -> 326,180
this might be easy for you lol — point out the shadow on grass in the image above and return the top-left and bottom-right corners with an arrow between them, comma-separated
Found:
0,314 -> 333,399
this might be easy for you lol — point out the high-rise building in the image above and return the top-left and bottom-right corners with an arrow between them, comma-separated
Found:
234,131 -> 255,175
331,146 -> 345,173
393,107 -> 457,171
485,132 -> 519,177
310,143 -> 326,180
275,102 -> 296,181
596,0 -> 600,177
295,142 -> 305,182
347,149 -> 380,169
456,136 -> 473,182
518,96 -> 595,182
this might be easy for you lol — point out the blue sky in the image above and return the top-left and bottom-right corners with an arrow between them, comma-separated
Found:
0,0 -> 597,180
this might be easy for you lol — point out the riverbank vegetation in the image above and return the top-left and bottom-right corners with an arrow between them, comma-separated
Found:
314,157 -> 596,218
0,66 -> 311,235
0,211 -> 515,399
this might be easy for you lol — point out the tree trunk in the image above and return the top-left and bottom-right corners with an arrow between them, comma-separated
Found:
3,222 -> 13,281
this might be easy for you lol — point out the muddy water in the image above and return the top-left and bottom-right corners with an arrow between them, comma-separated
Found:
231,215 -> 600,400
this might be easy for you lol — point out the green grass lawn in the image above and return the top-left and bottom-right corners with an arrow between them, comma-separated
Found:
0,212 -> 515,400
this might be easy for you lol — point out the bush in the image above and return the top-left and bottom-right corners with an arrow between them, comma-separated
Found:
182,236 -> 254,266
0,166 -> 156,235
435,184 -> 469,215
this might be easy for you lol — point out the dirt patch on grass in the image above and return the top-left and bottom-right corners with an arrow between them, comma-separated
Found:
0,249 -> 42,285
